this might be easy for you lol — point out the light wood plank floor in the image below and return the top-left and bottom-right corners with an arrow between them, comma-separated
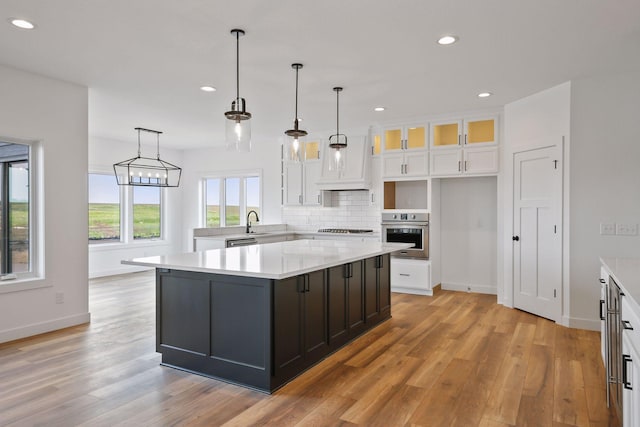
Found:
0,271 -> 616,426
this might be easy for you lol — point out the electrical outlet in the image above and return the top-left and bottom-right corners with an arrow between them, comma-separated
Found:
617,223 -> 638,236
55,292 -> 64,304
600,223 -> 616,236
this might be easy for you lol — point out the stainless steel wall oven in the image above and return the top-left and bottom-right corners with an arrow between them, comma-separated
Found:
381,212 -> 429,259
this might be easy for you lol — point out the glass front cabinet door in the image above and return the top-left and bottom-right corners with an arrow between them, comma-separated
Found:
383,125 -> 426,152
430,116 -> 497,149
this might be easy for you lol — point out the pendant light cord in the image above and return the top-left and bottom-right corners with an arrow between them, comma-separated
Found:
295,67 -> 299,122
137,129 -> 142,157
236,31 -> 240,102
336,89 -> 340,135
156,133 -> 160,160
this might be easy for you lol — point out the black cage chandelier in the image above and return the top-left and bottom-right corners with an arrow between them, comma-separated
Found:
113,127 -> 182,187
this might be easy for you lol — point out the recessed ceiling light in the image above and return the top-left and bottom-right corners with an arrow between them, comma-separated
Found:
478,92 -> 492,98
374,107 -> 385,112
200,86 -> 216,92
437,35 -> 458,45
10,18 -> 35,30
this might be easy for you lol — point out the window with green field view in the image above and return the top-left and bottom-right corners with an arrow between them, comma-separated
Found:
204,174 -> 260,227
88,173 -> 120,243
0,142 -> 30,275
133,186 -> 161,240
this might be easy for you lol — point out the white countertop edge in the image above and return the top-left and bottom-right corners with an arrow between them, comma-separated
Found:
123,241 -> 412,280
600,257 -> 640,316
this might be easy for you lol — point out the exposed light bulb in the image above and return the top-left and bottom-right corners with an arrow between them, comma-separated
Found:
235,121 -> 242,138
293,138 -> 299,153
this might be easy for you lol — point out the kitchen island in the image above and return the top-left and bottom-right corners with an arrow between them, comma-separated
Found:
123,239 -> 411,393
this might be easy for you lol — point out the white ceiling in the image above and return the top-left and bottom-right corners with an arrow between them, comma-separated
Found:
1,0 -> 639,149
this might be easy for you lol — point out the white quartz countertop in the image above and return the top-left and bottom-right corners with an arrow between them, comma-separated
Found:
123,239 -> 412,280
194,231 -> 294,241
601,257 -> 640,313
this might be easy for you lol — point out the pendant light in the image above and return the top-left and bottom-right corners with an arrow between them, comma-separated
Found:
225,29 -> 251,151
113,127 -> 182,187
285,63 -> 307,162
328,87 -> 347,172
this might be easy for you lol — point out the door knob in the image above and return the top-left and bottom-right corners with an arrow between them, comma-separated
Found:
513,236 -> 520,241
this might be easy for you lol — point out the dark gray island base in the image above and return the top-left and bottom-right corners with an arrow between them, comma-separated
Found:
155,254 -> 391,393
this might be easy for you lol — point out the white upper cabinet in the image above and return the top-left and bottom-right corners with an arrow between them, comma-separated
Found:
282,139 -> 324,206
429,115 -> 499,177
383,125 -> 427,152
381,124 -> 428,179
317,135 -> 371,190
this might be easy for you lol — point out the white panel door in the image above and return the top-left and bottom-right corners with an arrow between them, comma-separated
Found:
513,144 -> 562,322
430,149 -> 462,176
283,162 -> 302,206
404,151 -> 429,177
464,146 -> 498,174
303,160 -> 322,205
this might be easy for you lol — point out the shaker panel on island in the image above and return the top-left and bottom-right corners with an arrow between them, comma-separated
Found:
124,239 -> 410,393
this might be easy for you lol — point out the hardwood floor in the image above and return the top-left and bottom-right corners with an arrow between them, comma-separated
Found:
0,271 -> 616,426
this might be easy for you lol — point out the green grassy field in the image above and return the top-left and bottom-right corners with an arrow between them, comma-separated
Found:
89,203 -> 260,241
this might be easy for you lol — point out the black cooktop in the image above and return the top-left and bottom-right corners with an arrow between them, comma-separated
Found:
317,228 -> 374,234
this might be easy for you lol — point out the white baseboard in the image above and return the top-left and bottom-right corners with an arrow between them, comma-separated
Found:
0,312 -> 91,344
564,315 -> 600,331
441,282 -> 498,295
391,286 -> 433,296
89,265 -> 153,279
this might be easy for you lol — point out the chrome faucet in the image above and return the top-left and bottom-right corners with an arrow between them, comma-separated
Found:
246,210 -> 260,233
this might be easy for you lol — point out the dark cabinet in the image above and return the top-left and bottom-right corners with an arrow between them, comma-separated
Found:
364,254 -> 391,325
273,270 -> 328,381
328,260 -> 366,349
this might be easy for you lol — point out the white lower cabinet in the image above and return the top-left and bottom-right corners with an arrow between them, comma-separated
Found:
622,331 -> 640,427
390,258 -> 432,296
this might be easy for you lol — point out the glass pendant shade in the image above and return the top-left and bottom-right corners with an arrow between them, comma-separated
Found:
113,128 -> 182,187
225,29 -> 251,151
328,87 -> 347,172
285,63 -> 307,162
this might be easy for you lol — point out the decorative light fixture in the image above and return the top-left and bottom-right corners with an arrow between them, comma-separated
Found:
285,63 -> 307,162
328,87 -> 347,173
113,127 -> 182,187
225,28 -> 251,151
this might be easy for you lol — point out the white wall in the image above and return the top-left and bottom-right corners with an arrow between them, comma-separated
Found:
569,71 -> 640,327
88,136 -> 184,277
180,136 -> 283,250
503,82 -> 571,321
0,65 -> 89,343
438,177 -> 497,294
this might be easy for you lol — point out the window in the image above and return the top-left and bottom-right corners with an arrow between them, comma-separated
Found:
88,173 -> 163,243
133,186 -> 161,240
203,173 -> 261,227
88,173 -> 121,243
0,142 -> 31,275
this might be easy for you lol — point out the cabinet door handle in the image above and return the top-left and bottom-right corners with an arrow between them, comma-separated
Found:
513,236 -> 520,241
623,354 -> 633,390
399,273 -> 410,277
297,277 -> 305,293
464,160 -> 468,171
317,194 -> 321,204
458,134 -> 461,146
299,194 -> 302,204
371,193 -> 374,203
305,275 -> 310,292
600,278 -> 606,284
600,299 -> 605,321
464,134 -> 468,145
458,161 -> 461,172
623,320 -> 634,330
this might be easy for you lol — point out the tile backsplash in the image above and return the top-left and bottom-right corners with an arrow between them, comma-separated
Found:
282,191 -> 381,232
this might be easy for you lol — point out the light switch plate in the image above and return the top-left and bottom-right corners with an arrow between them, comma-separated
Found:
616,223 -> 638,236
601,223 -> 616,235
